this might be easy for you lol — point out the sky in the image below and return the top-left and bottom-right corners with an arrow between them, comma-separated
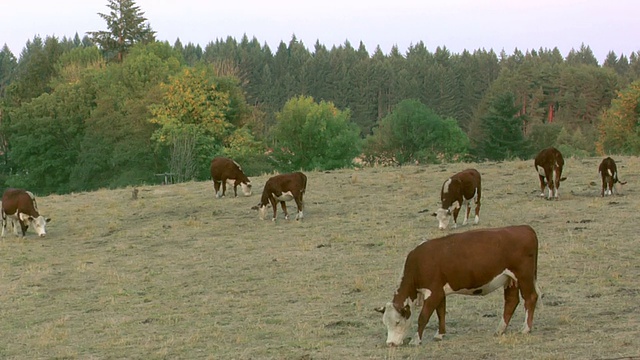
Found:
1,0 -> 639,64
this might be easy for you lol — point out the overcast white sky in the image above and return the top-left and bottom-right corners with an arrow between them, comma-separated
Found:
2,0 -> 639,63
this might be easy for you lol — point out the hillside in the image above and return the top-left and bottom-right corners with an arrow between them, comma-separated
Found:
1,156 -> 639,359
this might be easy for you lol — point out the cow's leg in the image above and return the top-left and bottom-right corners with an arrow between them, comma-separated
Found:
221,180 -> 227,198
269,197 -> 278,221
538,175 -> 547,197
1,216 -> 6,237
496,284 -> 520,335
518,280 -> 539,334
214,180 -> 222,198
280,201 -> 289,220
451,207 -> 461,228
434,296 -> 446,340
601,179 -> 606,197
412,292 -> 443,345
462,201 -> 471,226
232,180 -> 239,197
294,195 -> 304,220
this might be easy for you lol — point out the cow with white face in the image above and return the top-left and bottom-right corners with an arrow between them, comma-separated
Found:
431,168 -> 481,230
598,157 -> 626,196
210,157 -> 252,198
1,188 -> 51,237
252,172 -> 307,221
376,225 -> 540,347
534,147 -> 567,200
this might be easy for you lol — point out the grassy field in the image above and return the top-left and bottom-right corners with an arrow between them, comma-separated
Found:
1,156 -> 639,360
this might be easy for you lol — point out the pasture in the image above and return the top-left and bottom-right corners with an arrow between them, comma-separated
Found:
1,156 -> 639,359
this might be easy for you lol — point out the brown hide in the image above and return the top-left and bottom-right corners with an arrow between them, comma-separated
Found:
598,157 -> 626,196
256,172 -> 307,220
210,157 -> 251,197
390,225 -> 539,342
534,147 -> 567,199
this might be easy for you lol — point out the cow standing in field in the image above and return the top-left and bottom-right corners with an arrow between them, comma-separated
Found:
598,157 -> 627,196
376,225 -> 540,347
253,172 -> 307,221
1,188 -> 51,237
431,168 -> 481,230
534,147 -> 567,200
210,157 -> 252,198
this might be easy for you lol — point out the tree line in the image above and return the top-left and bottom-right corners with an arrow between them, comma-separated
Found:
0,0 -> 639,195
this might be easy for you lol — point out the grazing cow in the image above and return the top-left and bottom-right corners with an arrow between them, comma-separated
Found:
1,188 -> 51,237
431,168 -> 481,230
375,225 -> 540,347
598,157 -> 627,196
253,172 -> 307,221
210,157 -> 252,198
534,147 -> 567,200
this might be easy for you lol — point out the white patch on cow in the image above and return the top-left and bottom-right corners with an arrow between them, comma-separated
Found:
381,302 -> 412,346
607,169 -> 613,177
417,288 -> 432,304
276,191 -> 294,202
259,205 -> 267,220
442,178 -> 452,194
443,270 -> 516,296
435,208 -> 450,230
474,214 -> 480,225
409,332 -> 422,345
433,330 -> 444,341
241,182 -> 252,196
295,210 -> 304,220
226,178 -> 236,186
495,318 -> 508,335
521,309 -> 531,334
536,165 -> 545,177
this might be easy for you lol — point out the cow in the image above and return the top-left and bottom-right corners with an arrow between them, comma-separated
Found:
1,188 -> 51,237
534,147 -> 567,200
210,157 -> 252,198
431,168 -> 481,230
598,157 -> 627,196
253,172 -> 307,221
375,225 -> 540,347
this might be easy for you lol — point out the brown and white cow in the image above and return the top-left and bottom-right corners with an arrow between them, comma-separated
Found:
431,168 -> 481,230
210,157 -> 252,198
534,147 -> 567,200
376,225 -> 540,347
598,157 -> 627,196
1,188 -> 51,237
253,172 -> 307,221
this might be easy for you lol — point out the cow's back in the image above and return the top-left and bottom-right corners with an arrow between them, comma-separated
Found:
2,188 -> 30,215
211,157 -> 242,180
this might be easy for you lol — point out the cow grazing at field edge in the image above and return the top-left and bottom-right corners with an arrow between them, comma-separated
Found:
598,157 -> 627,196
253,172 -> 307,221
534,147 -> 567,200
375,225 -> 540,347
210,157 -> 252,198
431,168 -> 481,230
1,188 -> 51,237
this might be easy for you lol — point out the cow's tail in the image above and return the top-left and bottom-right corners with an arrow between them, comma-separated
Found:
533,233 -> 543,308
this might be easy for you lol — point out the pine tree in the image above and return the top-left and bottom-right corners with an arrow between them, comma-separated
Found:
88,0 -> 155,62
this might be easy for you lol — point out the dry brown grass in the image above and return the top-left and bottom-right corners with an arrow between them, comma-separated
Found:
1,156 -> 639,359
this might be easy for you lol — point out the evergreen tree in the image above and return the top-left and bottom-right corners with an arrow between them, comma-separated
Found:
88,0 -> 155,62
476,92 -> 529,160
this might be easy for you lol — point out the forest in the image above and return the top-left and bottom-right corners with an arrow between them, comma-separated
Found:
1,0 -> 639,195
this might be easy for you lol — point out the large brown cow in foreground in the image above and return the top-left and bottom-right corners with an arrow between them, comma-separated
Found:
534,147 -> 567,200
431,168 -> 481,230
376,225 -> 540,347
253,172 -> 307,221
1,188 -> 51,237
210,157 -> 252,198
598,157 -> 626,196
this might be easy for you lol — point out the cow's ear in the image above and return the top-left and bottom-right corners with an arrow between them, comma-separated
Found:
46,218 -> 52,223
374,306 -> 385,314
399,304 -> 411,319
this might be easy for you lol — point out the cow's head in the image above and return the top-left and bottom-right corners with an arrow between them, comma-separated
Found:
19,213 -> 51,237
375,302 -> 412,346
251,203 -> 268,220
432,208 -> 452,230
241,181 -> 252,196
